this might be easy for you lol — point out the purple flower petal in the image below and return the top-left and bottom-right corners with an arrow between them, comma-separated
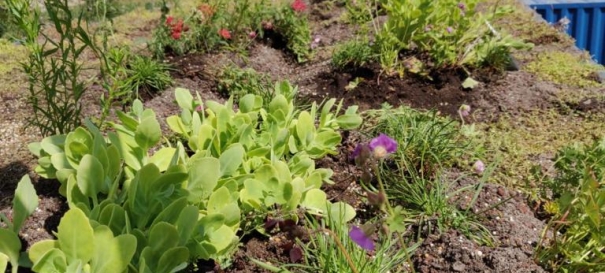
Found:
349,226 -> 375,251
369,134 -> 398,157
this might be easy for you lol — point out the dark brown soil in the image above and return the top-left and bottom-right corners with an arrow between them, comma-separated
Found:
1,0 -> 603,273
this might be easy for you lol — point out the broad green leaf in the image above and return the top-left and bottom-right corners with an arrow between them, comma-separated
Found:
156,247 -> 189,273
41,135 -> 67,155
50,153 -> 70,171
28,240 -> 57,265
197,214 -> 225,236
176,206 -> 199,246
301,189 -> 328,215
28,142 -> 43,158
31,249 -> 67,273
207,187 -> 231,214
66,175 -> 89,211
151,197 -> 188,227
105,145 -> 121,181
319,98 -> 336,127
135,115 -> 161,150
268,95 -> 289,120
296,111 -> 315,147
57,208 -> 94,264
462,77 -> 479,89
116,111 -> 139,132
12,175 -> 38,232
208,225 -> 236,253
219,144 -> 245,177
166,116 -> 188,136
239,94 -> 258,113
0,229 -> 20,271
188,157 -> 220,202
175,88 -> 193,111
329,202 -> 356,225
149,147 -> 177,172
65,127 -> 93,169
76,155 -> 104,202
0,253 -> 7,273
98,204 -> 126,236
91,226 -> 136,273
315,131 -> 341,149
336,114 -> 362,130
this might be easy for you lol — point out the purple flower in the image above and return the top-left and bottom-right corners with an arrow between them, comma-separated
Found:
195,105 -> 203,112
310,35 -> 321,49
352,143 -> 371,166
424,24 -> 433,32
473,160 -> 485,174
458,104 -> 471,117
446,27 -> 454,34
457,2 -> 466,12
368,134 -> 397,159
349,226 -> 374,251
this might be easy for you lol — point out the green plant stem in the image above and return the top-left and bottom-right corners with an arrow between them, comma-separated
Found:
371,162 -> 415,273
320,228 -> 359,273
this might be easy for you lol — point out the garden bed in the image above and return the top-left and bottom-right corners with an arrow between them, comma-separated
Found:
1,0 -> 604,272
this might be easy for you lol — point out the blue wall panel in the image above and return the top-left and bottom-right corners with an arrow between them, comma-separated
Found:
525,0 -> 605,64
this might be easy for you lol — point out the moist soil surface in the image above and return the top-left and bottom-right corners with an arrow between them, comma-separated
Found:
1,0 -> 604,272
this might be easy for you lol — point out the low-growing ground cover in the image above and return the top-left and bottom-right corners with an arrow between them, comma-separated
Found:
0,0 -> 604,272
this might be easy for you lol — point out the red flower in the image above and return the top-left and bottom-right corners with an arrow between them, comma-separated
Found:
173,19 -> 184,32
166,16 -> 174,25
171,31 -> 181,40
218,28 -> 231,40
291,0 -> 306,12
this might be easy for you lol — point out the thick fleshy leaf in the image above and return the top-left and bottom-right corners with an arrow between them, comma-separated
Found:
219,144 -> 244,177
301,189 -> 328,215
31,249 -> 67,273
188,157 -> 220,202
56,208 -> 94,264
0,229 -> 20,271
12,175 -> 38,232
91,226 -> 136,273
135,114 -> 161,150
76,154 -> 104,202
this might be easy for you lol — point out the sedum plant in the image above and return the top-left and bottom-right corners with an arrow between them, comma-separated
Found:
0,175 -> 38,273
29,83 -> 361,270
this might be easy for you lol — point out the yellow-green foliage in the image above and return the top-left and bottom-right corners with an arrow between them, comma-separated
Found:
525,51 -> 604,88
477,110 -> 605,188
0,39 -> 27,76
0,38 -> 28,95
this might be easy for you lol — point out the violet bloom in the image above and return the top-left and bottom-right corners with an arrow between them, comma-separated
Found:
446,27 -> 454,34
349,226 -> 374,251
457,2 -> 466,12
458,104 -> 471,117
368,134 -> 397,159
310,35 -> 321,49
473,160 -> 485,174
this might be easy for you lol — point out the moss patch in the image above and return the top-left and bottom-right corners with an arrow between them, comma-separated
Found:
477,109 -> 605,189
525,51 -> 604,89
0,39 -> 27,76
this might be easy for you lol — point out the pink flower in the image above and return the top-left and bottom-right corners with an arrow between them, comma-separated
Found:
458,104 -> 471,117
248,31 -> 257,39
446,27 -> 454,34
291,0 -> 306,12
218,28 -> 231,40
166,16 -> 174,25
473,160 -> 485,174
171,31 -> 181,40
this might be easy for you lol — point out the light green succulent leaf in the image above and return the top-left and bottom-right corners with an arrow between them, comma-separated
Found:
12,175 -> 38,232
0,229 -> 21,272
57,208 -> 94,265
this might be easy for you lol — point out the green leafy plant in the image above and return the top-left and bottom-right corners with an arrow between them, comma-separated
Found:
29,85 -> 361,270
6,0 -> 97,136
28,207 -> 136,273
534,139 -> 605,272
150,0 -> 268,58
300,213 -> 414,273
270,0 -> 312,62
368,105 -> 468,176
217,65 -> 274,103
331,39 -> 375,70
0,175 -> 38,273
121,54 -> 173,103
375,0 -> 531,73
